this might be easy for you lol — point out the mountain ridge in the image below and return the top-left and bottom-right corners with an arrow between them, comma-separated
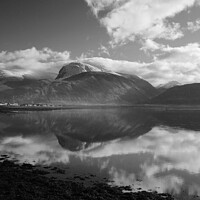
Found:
151,83 -> 200,105
157,81 -> 181,94
55,62 -> 104,80
0,62 -> 157,105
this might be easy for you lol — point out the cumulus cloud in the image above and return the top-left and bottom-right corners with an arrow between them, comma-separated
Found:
78,50 -> 95,60
187,18 -> 200,32
98,44 -> 110,56
143,21 -> 184,41
140,39 -> 165,52
2,43 -> 200,86
82,42 -> 200,86
0,47 -> 70,79
85,0 -> 198,44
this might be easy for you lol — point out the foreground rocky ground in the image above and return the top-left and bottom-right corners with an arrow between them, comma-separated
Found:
0,156 -> 175,200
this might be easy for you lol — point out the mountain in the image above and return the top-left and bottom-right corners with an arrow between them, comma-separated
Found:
55,61 -> 104,79
0,71 -> 7,79
0,70 -> 21,81
0,62 -> 157,105
151,83 -> 200,105
157,81 -> 181,94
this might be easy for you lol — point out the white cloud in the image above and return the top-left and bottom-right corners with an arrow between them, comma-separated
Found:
85,0 -> 118,17
2,43 -> 200,86
0,47 -> 70,79
82,43 -> 200,86
82,56 -> 149,76
78,50 -> 94,60
0,135 -> 70,165
144,21 -> 184,41
98,44 -> 110,56
85,0 -> 198,44
187,18 -> 200,32
140,39 -> 165,52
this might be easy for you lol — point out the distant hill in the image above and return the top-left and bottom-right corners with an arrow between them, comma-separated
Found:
151,83 -> 200,105
0,62 -> 157,105
157,81 -> 181,94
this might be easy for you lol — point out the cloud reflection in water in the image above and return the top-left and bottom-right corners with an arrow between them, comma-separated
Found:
1,110 -> 200,198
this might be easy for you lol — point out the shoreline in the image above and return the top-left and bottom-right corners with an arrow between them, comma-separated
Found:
0,156 -> 174,200
2,104 -> 200,112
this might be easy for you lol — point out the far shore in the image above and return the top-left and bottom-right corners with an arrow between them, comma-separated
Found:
2,104 -> 200,112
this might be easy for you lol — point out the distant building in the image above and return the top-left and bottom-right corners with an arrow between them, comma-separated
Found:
19,103 -> 54,107
20,104 -> 30,107
0,102 -> 7,106
10,103 -> 19,106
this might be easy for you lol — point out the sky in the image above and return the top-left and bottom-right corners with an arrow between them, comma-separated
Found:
0,0 -> 200,85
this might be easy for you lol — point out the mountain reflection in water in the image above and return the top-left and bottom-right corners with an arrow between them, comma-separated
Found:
0,108 -> 200,199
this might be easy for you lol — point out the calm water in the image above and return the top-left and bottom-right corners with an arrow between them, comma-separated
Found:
1,108 -> 200,199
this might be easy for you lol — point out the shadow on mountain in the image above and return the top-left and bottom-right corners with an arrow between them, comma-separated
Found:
151,83 -> 200,105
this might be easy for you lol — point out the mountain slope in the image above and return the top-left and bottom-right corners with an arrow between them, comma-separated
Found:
0,62 -> 157,105
157,81 -> 181,94
55,62 -> 104,79
52,71 -> 157,105
151,83 -> 200,105
0,72 -> 157,105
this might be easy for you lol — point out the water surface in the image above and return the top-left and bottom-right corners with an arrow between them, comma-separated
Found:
0,108 -> 200,199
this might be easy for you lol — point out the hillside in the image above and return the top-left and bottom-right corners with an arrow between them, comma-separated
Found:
151,83 -> 200,105
157,81 -> 181,94
0,62 -> 157,105
55,62 -> 104,79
